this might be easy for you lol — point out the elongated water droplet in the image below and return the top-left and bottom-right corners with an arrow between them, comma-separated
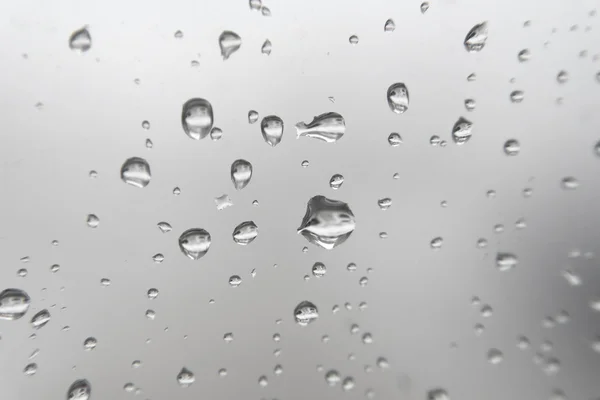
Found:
0,289 -> 30,320
387,83 -> 409,114
231,159 -> 253,190
219,31 -> 242,60
496,252 -> 518,271
86,214 -> 99,228
294,301 -> 318,325
67,379 -> 91,400
178,229 -> 211,260
261,116 -> 284,146
297,195 -> 356,250
329,174 -> 344,190
248,110 -> 259,124
177,368 -> 195,387
120,157 -> 151,188
561,176 -> 579,190
504,139 -> 520,155
487,348 -> 503,364
152,253 -> 164,263
31,309 -> 50,329
261,39 -> 272,55
182,98 -> 214,140
215,194 -> 233,210
384,19 -> 395,32
388,133 -> 402,146
518,49 -> 531,62
24,363 -> 37,376
232,221 -> 258,245
464,22 -> 488,52
428,389 -> 450,400
349,35 -> 359,45
452,117 -> 473,145
69,27 -> 91,53
157,222 -> 172,233
295,112 -> 345,143
557,70 -> 569,83
378,198 -> 392,210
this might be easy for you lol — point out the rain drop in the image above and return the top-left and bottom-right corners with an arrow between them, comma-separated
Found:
231,159 -> 253,190
297,195 -> 356,250
388,133 -> 402,146
178,229 -> 212,260
464,22 -> 488,52
232,221 -> 259,245
349,35 -> 359,45
120,157 -> 151,188
504,139 -> 520,155
295,112 -> 346,143
294,301 -> 318,326
229,275 -> 242,287
157,222 -> 172,233
24,363 -> 37,376
557,70 -> 569,84
452,117 -> 473,145
261,39 -> 272,55
0,289 -> 30,320
510,90 -> 524,103
69,27 -> 92,53
86,214 -> 99,228
67,379 -> 91,400
248,110 -> 259,124
387,83 -> 409,114
518,49 -> 531,62
487,348 -> 504,364
312,262 -> 327,277
181,98 -> 214,140
384,19 -> 395,32
177,368 -> 195,387
561,177 -> 579,190
465,98 -> 476,111
31,309 -> 51,329
329,174 -> 344,190
325,370 -> 340,386
83,337 -> 97,351
496,252 -> 518,271
261,115 -> 284,146
219,31 -> 242,60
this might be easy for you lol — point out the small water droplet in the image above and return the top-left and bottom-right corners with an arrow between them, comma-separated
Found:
329,174 -> 344,190
430,237 -> 443,249
378,198 -> 392,210
88,170 -> 98,178
83,337 -> 97,351
296,112 -> 346,143
210,127 -> 222,141
515,217 -> 526,229
261,6 -> 271,16
349,35 -> 359,45
261,115 -> 284,146
504,139 -> 520,155
178,229 -> 212,260
258,375 -> 269,387
69,27 -> 92,53
487,348 -> 504,364
31,309 -> 51,329
561,177 -> 579,190
481,304 -> 493,317
342,377 -> 355,391
120,157 -> 151,188
384,19 -> 396,32
562,269 -> 581,286
420,1 -> 430,13
233,221 -> 259,245
474,323 -> 485,336
17,268 -> 27,277
100,278 -> 111,286
294,301 -> 318,326
229,275 -> 242,287
496,253 -> 518,271
428,389 -> 450,400
174,30 -> 183,39
430,135 -> 441,146
261,39 -> 272,55
157,222 -> 172,233
182,98 -> 214,140
452,117 -> 473,145
231,159 -> 253,190
24,363 -> 37,376
387,83 -> 409,114
219,31 -> 242,60
312,262 -> 327,277
557,70 -> 569,84
325,370 -> 340,386
464,22 -> 488,52
145,309 -> 156,320
141,120 -> 150,130
518,49 -> 531,62
388,133 -> 402,146
223,332 -> 234,342
147,288 -> 159,299
297,195 -> 356,249
152,253 -> 164,263
67,379 -> 91,400
467,73 -> 477,81
86,214 -> 99,228
510,90 -> 524,103
464,98 -> 476,111
393,172 -> 400,179
177,367 -> 195,387
248,110 -> 259,124
218,368 -> 228,377
362,332 -> 373,344
249,0 -> 262,10
190,60 -> 199,68
544,357 -> 561,375
347,262 -> 357,272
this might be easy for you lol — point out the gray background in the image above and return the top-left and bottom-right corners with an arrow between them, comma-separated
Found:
1,0 -> 600,399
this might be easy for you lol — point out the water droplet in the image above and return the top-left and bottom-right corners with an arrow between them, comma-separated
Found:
145,309 -> 156,320
359,276 -> 368,286
451,117 -> 473,145
487,348 -> 504,364
223,332 -> 234,342
17,268 -> 27,277
388,133 -> 402,146
342,377 -> 355,391
152,253 -> 164,263
561,177 -> 579,190
377,198 -> 392,211
142,120 -> 150,130
261,39 -> 272,55
518,49 -> 531,62
67,379 -> 91,400
295,112 -> 346,143
474,323 -> 485,336
178,229 -> 211,260
31,309 -> 51,329
231,159 -> 253,190
273,333 -> 281,342
464,22 -> 488,52
147,288 -> 159,299
174,30 -> 183,39
349,35 -> 359,45
362,332 -> 373,344
0,288 -> 30,320
496,252 -> 518,271
549,389 -> 567,400
387,83 -> 409,114
544,358 -> 561,375
347,262 -> 357,272
294,301 -> 318,326
182,98 -> 214,140
83,337 -> 97,351
190,60 -> 199,68
157,222 -> 172,233
89,170 -> 98,178
467,73 -> 477,81
561,269 -> 581,286
297,195 -> 356,250
312,262 -> 327,277
384,19 -> 396,32
261,115 -> 284,146
86,214 -> 99,228
481,304 -> 493,317
258,375 -> 268,387
248,110 -> 259,124
420,1 -> 430,13
325,370 -> 340,386
69,27 -> 92,53
503,139 -> 520,155
177,367 -> 195,387
261,6 -> 271,16
232,221 -> 259,245
210,127 -> 222,141
218,368 -> 228,377
428,389 -> 450,400
510,90 -> 524,103
465,98 -> 476,111
430,237 -> 443,249
329,174 -> 344,190
24,363 -> 37,376
523,187 -> 533,198
215,194 -> 233,210
557,70 -> 569,84
301,160 -> 310,168
249,0 -> 262,10
229,275 -> 242,287
219,31 -> 242,60
517,335 -> 530,350
120,157 -> 151,188
430,135 -> 441,146
123,383 -> 135,393
592,337 -> 600,353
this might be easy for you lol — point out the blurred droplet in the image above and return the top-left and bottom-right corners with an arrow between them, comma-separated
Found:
481,305 -> 493,317
231,159 -> 253,190
465,99 -> 476,111
232,221 -> 259,245
518,49 -> 531,62
210,127 -> 222,141
174,30 -> 183,39
145,309 -> 156,320
297,195 -> 356,249
325,370 -> 340,386
510,90 -> 524,103
261,6 -> 271,16
100,278 -> 111,286
24,363 -> 37,376
387,83 -> 409,114
294,301 -> 318,326
349,35 -> 359,45
301,160 -> 309,168
89,170 -> 98,178
69,27 -> 92,53
261,39 -> 272,55
504,139 -> 520,155
487,348 -> 504,364
496,253 -> 518,271
157,222 -> 172,233
384,19 -> 396,32
430,237 -> 443,249
219,31 -> 242,60
121,157 -> 151,188
362,332 -> 373,344
258,375 -> 268,387
86,214 -> 99,228
261,115 -> 284,146
557,70 -> 569,84
562,269 -> 581,286
342,377 -> 355,391
141,120 -> 150,130
561,177 -> 579,190
249,0 -> 262,10
296,112 -> 345,143
467,73 -> 477,81
464,22 -> 488,52
178,229 -> 212,260
182,98 -> 214,140
420,2 -> 430,13
428,389 -> 450,400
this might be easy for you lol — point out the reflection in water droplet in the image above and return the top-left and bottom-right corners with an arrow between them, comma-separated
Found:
510,90 -> 524,103
121,157 -> 151,188
388,133 -> 402,146
464,22 -> 488,52
178,229 -> 212,260
504,139 -> 520,155
177,367 -> 195,387
219,31 -> 242,60
215,194 -> 233,210
329,174 -> 344,190
518,49 -> 531,62
229,275 -> 242,287
561,177 -> 579,190
261,39 -> 272,55
67,379 -> 91,400
31,309 -> 50,329
496,253 -> 518,271
296,112 -> 345,143
157,222 -> 172,233
487,348 -> 504,364
86,214 -> 99,228
452,117 -> 473,145
182,98 -> 214,140
384,19 -> 396,32
294,301 -> 318,326
297,195 -> 356,250
387,83 -> 409,114
24,363 -> 37,376
231,159 -> 253,190
233,221 -> 259,245
325,370 -> 340,386
349,35 -> 359,45
261,115 -> 284,146
69,27 -> 92,53
83,337 -> 97,351
248,110 -> 259,124
557,70 -> 569,83
312,262 -> 326,277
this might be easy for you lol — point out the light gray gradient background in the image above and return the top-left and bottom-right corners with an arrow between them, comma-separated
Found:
1,0 -> 600,399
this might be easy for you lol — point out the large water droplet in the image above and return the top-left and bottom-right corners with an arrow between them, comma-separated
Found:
182,98 -> 214,140
312,262 -> 327,277
295,112 -> 345,143
0,288 -> 30,320
384,19 -> 396,32
177,367 -> 195,387
69,27 -> 92,53
232,221 -> 259,245
387,83 -> 409,114
452,117 -> 473,145
219,31 -> 242,60
294,301 -> 318,325
464,22 -> 488,52
297,195 -> 356,250
231,159 -> 253,190
504,139 -> 521,155
120,157 -> 151,188
67,379 -> 91,400
496,252 -> 518,271
178,229 -> 211,260
31,309 -> 50,329
261,115 -> 284,146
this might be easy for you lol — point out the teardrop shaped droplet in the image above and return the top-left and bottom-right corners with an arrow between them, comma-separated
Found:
261,115 -> 284,146
503,139 -> 520,155
69,27 -> 92,53
452,117 -> 473,145
387,83 -> 409,114
294,301 -> 319,326
178,229 -> 212,260
31,309 -> 51,329
182,98 -> 214,140
232,221 -> 259,245
0,289 -> 30,320
295,112 -> 346,143
496,252 -> 518,271
464,22 -> 488,52
261,39 -> 272,55
177,367 -> 195,387
67,379 -> 91,400
231,159 -> 253,190
120,157 -> 151,188
384,19 -> 396,32
329,174 -> 344,190
219,31 -> 242,60
297,195 -> 356,250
